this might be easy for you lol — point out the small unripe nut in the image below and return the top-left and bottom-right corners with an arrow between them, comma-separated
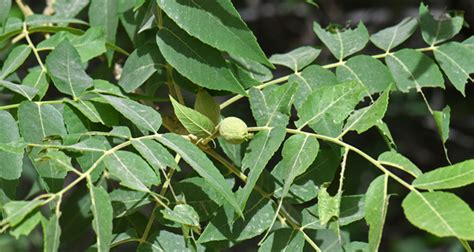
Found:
219,117 -> 252,144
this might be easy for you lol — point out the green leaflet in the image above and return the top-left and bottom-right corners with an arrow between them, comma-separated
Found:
45,40 -> 93,99
365,175 -> 389,252
139,230 -> 193,252
370,17 -> 418,52
238,84 -> 297,209
89,185 -> 113,252
156,0 -> 271,67
402,191 -> 474,240
110,188 -> 150,218
295,81 -> 366,136
102,95 -> 162,133
434,42 -> 474,95
89,0 -> 119,63
131,138 -> 177,173
198,190 -> 276,243
54,0 -> 89,19
0,80 -> 38,100
433,106 -> 450,151
43,214 -> 61,252
156,133 -> 242,216
377,151 -> 422,178
194,89 -> 220,125
156,17 -> 246,95
0,44 -> 31,79
22,68 -> 48,99
104,151 -> 160,192
336,55 -> 394,94
37,27 -> 107,62
162,204 -> 200,228
0,111 -> 23,180
269,46 -> 321,72
343,87 -> 390,135
18,101 -> 67,143
289,65 -> 338,109
313,22 -> 369,60
412,159 -> 474,190
230,56 -> 273,83
258,229 -> 305,252
318,184 -> 341,226
10,211 -> 43,239
385,48 -> 444,92
170,96 -> 216,138
3,199 -> 43,226
419,3 -> 464,46
25,15 -> 87,27
0,0 -> 11,28
118,43 -> 165,92
66,100 -> 105,125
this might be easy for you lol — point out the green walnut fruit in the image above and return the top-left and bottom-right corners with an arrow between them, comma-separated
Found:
219,117 -> 253,144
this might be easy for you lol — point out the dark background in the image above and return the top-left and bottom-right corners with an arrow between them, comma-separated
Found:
231,0 -> 474,251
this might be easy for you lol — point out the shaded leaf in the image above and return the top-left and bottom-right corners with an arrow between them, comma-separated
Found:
22,68 -> 48,99
378,151 -> 422,178
89,185 -> 113,252
43,214 -> 61,252
0,111 -> 23,180
318,185 -> 341,226
54,0 -> 89,19
194,89 -> 220,125
419,3 -> 464,46
18,101 -> 67,143
258,228 -> 304,252
385,49 -> 444,92
0,44 -> 31,79
0,80 -> 38,100
162,204 -> 200,228
365,175 -> 389,252
3,199 -> 43,226
433,105 -> 450,144
89,0 -> 119,63
132,138 -> 177,174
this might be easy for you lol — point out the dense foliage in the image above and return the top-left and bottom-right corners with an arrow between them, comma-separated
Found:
0,0 -> 473,251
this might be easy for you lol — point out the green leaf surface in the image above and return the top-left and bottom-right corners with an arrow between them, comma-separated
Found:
43,214 -> 61,252
170,96 -> 216,138
402,191 -> 474,240
230,56 -> 273,82
289,65 -> 338,108
0,111 -> 23,180
0,80 -> 38,100
25,15 -> 87,26
104,150 -> 159,192
313,22 -> 369,60
433,105 -> 450,144
89,0 -> 119,63
66,100 -> 105,124
365,175 -> 389,252
343,87 -> 390,135
37,28 -> 107,62
198,190 -> 275,243
419,3 -> 464,46
118,43 -> 165,92
18,101 -> 67,143
156,0 -> 271,67
412,159 -> 474,190
89,185 -> 113,252
45,40 -> 93,98
269,46 -> 320,72
132,139 -> 177,174
385,48 -> 444,92
336,55 -> 394,93
54,0 -> 89,19
0,44 -> 31,80
10,211 -> 42,239
194,89 -> 220,125
0,0 -> 11,28
156,17 -> 245,95
110,188 -> 150,217
156,133 -> 242,216
370,17 -> 418,52
22,68 -> 48,99
318,185 -> 341,226
162,204 -> 200,228
3,199 -> 43,226
434,42 -> 474,95
139,230 -> 193,252
378,151 -> 422,178
295,82 -> 366,135
258,228 -> 304,252
102,95 -> 162,133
